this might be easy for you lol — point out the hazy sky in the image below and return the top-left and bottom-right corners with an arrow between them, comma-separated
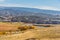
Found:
0,0 -> 60,11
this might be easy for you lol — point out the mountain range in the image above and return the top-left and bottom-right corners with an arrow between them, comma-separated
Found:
0,7 -> 60,24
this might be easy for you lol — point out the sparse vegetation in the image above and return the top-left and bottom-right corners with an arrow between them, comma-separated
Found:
34,24 -> 54,27
0,22 -> 60,40
26,38 -> 39,40
43,25 -> 52,27
18,26 -> 35,31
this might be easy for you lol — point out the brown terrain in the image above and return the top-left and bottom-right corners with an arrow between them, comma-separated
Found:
0,22 -> 60,40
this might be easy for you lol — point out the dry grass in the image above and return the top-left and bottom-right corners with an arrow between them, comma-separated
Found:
0,22 -> 60,40
0,22 -> 24,31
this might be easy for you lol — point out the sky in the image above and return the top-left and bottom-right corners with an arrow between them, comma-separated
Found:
0,0 -> 60,11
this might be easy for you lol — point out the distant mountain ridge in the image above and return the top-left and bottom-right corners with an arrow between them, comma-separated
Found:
0,7 -> 60,15
0,7 -> 60,24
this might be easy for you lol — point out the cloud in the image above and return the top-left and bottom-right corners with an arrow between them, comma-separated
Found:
32,6 -> 60,11
0,4 -> 60,11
